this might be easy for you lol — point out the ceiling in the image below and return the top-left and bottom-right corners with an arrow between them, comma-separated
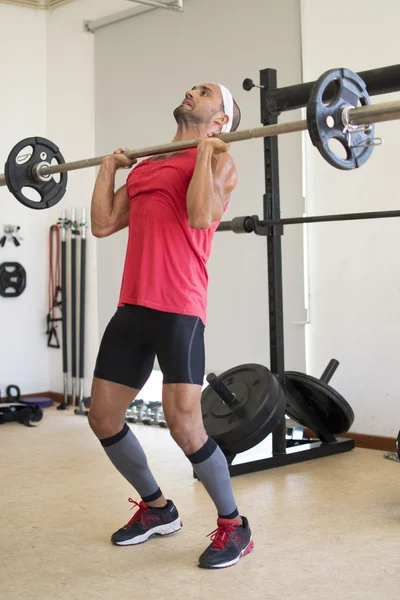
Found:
0,1 -> 141,19
74,0 -> 132,21
0,0 -> 180,25
0,0 -> 75,7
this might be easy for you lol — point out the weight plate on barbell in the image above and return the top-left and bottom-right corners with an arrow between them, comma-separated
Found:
0,262 -> 26,297
201,363 -> 286,455
307,68 -> 375,170
284,371 -> 354,435
4,137 -> 67,210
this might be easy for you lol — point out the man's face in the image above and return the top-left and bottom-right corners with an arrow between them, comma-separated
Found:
174,83 -> 224,127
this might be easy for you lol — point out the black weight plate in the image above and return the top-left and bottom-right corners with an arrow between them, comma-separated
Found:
307,68 -> 374,170
29,406 -> 43,423
397,431 -> 400,460
201,364 -> 286,454
285,371 -> 354,435
220,385 -> 288,455
0,262 -> 26,297
4,137 -> 67,210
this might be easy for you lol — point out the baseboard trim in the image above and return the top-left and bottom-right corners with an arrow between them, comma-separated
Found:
344,432 -> 396,452
304,428 -> 396,452
0,391 -> 76,406
48,392 -> 75,406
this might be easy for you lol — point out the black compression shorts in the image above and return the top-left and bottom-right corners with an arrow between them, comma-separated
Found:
94,305 -> 205,389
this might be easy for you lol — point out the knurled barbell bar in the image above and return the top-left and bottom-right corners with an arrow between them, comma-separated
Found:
1,68 -> 400,210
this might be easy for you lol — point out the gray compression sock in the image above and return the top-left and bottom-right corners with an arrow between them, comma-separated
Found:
100,423 -> 162,503
187,437 -> 239,519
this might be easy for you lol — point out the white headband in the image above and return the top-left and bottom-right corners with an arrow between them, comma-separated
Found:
215,83 -> 234,133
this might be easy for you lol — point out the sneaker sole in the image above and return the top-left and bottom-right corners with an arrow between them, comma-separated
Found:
112,517 -> 182,546
198,538 -> 254,569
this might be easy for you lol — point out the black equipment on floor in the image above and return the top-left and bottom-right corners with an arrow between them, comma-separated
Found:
285,364 -> 354,439
201,358 -> 354,475
0,403 -> 43,426
1,385 -> 43,427
202,365 -> 286,455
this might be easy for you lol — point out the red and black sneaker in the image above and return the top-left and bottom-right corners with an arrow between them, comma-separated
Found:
198,516 -> 254,569
111,498 -> 182,546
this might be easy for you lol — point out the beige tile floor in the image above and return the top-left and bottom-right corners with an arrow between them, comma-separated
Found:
1,407 -> 399,600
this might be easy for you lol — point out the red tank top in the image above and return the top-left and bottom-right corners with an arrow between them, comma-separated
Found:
118,148 -> 224,325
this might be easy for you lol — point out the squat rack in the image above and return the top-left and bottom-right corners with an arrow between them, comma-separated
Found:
216,63 -> 400,476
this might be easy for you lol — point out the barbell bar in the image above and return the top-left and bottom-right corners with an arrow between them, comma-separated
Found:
0,99 -> 399,190
0,121 -> 306,188
1,67 -> 400,210
217,209 -> 400,232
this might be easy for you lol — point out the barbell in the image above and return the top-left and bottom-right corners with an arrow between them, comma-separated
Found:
1,68 -> 400,210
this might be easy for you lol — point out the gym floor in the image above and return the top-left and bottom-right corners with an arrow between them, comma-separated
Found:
1,408 -> 398,600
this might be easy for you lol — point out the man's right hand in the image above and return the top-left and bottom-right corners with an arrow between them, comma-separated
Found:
103,148 -> 137,169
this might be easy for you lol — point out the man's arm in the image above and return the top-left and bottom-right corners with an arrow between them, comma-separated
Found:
91,151 -> 136,238
186,139 -> 237,230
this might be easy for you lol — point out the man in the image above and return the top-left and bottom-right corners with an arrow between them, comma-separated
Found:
89,82 -> 253,569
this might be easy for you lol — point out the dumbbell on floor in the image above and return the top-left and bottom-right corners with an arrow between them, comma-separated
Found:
126,399 -> 147,423
142,401 -> 161,425
125,399 -> 168,428
154,403 -> 167,428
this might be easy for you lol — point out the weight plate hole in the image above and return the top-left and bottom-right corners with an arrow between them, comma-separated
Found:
326,116 -> 335,128
21,186 -> 42,204
328,138 -> 349,160
16,145 -> 33,165
51,157 -> 61,184
322,78 -> 341,107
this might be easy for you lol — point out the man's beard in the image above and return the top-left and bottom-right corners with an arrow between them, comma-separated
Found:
173,105 -> 204,126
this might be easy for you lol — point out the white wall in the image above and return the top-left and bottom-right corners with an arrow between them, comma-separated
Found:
94,0 -> 306,376
302,0 -> 400,435
0,5 -> 48,396
0,1 -> 100,400
46,1 -> 99,398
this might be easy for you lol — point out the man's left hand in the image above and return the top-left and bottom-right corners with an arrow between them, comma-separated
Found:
198,136 -> 230,154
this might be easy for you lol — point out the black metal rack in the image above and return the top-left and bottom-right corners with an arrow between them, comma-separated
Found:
223,63 -> 400,477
